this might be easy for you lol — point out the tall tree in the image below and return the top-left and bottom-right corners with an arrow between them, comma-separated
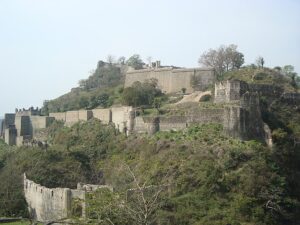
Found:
106,55 -> 115,64
256,56 -> 265,68
198,44 -> 244,78
118,56 -> 126,65
282,65 -> 299,89
126,54 -> 145,70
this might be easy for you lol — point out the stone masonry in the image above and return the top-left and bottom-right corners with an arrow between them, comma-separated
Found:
24,174 -> 112,223
2,79 -> 299,146
2,107 -> 55,146
125,66 -> 215,94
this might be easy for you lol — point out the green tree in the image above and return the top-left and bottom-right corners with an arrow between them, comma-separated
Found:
199,44 -> 244,79
126,54 -> 145,70
122,80 -> 163,107
282,65 -> 299,89
78,96 -> 89,109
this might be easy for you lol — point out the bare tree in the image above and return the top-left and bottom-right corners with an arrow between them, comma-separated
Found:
123,164 -> 170,225
256,56 -> 265,68
118,56 -> 126,65
85,163 -> 171,225
106,55 -> 115,64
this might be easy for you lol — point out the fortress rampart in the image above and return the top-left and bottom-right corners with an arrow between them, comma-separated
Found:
50,106 -> 133,132
125,67 -> 215,93
2,108 -> 55,146
2,80 -> 299,146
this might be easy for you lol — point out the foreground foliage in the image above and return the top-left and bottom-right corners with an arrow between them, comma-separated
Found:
0,118 -> 299,224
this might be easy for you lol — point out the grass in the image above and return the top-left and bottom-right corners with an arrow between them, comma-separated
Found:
0,221 -> 32,225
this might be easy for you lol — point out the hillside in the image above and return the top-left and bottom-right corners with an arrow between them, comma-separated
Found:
42,61 -> 127,114
0,63 -> 300,224
223,67 -> 298,92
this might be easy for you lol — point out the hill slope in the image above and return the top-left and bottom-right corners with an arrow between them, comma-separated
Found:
0,66 -> 299,224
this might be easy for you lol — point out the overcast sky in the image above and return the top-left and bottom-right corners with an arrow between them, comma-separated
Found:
0,0 -> 299,116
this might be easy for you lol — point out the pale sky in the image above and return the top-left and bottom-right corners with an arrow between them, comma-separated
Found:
0,0 -> 299,116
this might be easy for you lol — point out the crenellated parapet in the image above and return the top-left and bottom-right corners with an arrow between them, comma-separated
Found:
2,107 -> 55,146
15,107 -> 41,116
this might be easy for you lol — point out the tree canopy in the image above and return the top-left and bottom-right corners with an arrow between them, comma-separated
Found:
199,44 -> 244,79
126,54 -> 145,70
122,79 -> 163,107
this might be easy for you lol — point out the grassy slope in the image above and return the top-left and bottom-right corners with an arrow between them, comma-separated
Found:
223,67 -> 296,92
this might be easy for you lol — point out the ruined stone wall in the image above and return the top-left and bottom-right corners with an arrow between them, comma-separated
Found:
125,67 -> 215,94
24,174 -> 85,222
248,84 -> 283,97
15,116 -> 31,137
133,109 -> 224,134
1,114 -> 15,138
24,174 -> 112,222
214,80 -> 248,103
24,175 -> 74,221
92,109 -> 111,123
111,106 -> 134,133
159,116 -> 187,131
30,116 -> 55,136
214,80 -> 286,104
4,127 -> 17,145
133,117 -> 149,133
3,113 -> 15,129
223,93 -> 265,141
187,108 -> 225,124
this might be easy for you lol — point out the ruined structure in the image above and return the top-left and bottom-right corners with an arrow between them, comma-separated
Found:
24,174 -> 112,223
125,63 -> 215,94
130,79 -> 298,144
1,108 -> 55,146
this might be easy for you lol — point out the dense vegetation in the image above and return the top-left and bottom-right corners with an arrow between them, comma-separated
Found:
122,79 -> 166,108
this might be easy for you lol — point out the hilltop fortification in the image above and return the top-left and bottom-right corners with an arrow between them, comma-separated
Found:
2,79 -> 299,146
125,62 -> 215,93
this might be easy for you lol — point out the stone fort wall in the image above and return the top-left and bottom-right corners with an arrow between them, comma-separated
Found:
133,108 -> 225,134
4,80 -> 298,146
24,174 -> 85,222
125,67 -> 215,94
50,106 -> 133,133
24,174 -> 112,222
3,109 -> 55,146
